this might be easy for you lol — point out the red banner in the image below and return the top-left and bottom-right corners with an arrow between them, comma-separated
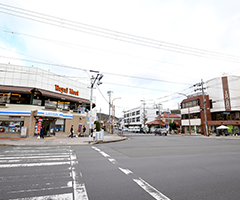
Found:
37,118 -> 42,135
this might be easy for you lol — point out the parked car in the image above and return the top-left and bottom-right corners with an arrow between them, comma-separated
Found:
140,127 -> 149,134
133,126 -> 140,133
150,127 -> 156,133
154,128 -> 167,136
122,127 -> 128,132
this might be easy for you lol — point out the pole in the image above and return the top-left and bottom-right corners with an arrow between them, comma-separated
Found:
108,91 -> 113,133
112,97 -> 121,134
187,101 -> 191,135
167,108 -> 169,133
201,79 -> 209,136
158,104 -> 161,128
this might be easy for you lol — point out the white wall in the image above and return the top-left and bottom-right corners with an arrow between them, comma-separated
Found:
0,64 -> 90,100
207,76 -> 240,112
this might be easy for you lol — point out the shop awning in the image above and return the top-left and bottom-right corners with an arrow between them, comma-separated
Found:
38,89 -> 90,104
0,85 -> 32,94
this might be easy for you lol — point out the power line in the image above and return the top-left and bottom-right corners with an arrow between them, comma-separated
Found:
0,3 -> 240,63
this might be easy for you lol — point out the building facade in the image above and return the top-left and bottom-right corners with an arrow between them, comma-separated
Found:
123,104 -> 160,128
180,76 -> 240,135
0,64 -> 95,137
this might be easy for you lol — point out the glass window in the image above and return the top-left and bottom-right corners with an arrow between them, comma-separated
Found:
0,117 -> 24,133
55,119 -> 65,132
0,93 -> 11,103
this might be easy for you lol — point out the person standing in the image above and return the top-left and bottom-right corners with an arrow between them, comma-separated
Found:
83,125 -> 86,137
40,126 -> 44,139
69,125 -> 74,138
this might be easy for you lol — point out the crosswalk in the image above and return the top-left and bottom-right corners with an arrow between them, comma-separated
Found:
0,146 -> 88,200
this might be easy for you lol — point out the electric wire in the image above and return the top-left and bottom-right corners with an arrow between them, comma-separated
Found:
0,3 -> 239,63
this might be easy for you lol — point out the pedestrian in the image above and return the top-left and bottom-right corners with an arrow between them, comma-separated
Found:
40,126 -> 44,139
69,125 -> 74,138
83,125 -> 86,137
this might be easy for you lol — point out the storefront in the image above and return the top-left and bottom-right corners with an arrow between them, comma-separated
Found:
0,64 -> 95,137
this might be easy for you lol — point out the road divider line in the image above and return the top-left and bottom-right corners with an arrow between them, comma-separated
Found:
119,167 -> 133,175
133,178 -> 171,200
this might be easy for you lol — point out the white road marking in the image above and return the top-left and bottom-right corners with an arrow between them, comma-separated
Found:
108,158 -> 116,164
0,155 -> 69,159
0,158 -> 70,163
9,193 -> 73,200
70,151 -> 89,200
0,161 -> 72,168
99,151 -> 110,157
133,178 -> 171,200
119,167 -> 133,175
75,183 -> 89,200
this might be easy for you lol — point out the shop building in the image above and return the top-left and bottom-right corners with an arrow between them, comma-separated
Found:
0,64 -> 94,137
180,76 -> 240,135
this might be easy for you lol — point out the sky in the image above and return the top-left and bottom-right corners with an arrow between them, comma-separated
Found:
0,0 -> 240,117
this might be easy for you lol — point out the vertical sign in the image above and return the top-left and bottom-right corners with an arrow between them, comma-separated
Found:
222,76 -> 231,111
37,117 -> 42,135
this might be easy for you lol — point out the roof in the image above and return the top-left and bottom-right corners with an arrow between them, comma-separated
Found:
156,112 -> 181,119
147,120 -> 165,125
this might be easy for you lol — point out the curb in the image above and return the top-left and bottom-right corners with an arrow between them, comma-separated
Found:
93,137 -> 129,144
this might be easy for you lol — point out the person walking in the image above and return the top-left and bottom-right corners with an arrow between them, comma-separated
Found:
69,125 -> 74,138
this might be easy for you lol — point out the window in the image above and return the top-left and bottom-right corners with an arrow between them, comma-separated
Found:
0,116 -> 24,133
136,117 -> 140,122
136,110 -> 140,115
55,119 -> 65,132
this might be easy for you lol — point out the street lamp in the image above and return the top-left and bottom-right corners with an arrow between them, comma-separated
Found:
112,97 -> 121,134
179,93 -> 191,135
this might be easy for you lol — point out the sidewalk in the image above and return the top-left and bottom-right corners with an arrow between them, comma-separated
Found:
0,133 -> 128,146
176,133 -> 240,139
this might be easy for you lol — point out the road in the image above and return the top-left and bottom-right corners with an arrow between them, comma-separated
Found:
1,134 -> 240,199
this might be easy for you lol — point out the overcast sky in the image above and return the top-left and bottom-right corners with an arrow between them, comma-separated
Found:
0,0 -> 240,117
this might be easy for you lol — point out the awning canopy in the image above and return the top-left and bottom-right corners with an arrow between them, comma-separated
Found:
0,85 -> 32,94
38,89 -> 90,104
0,86 -> 90,104
216,125 -> 229,129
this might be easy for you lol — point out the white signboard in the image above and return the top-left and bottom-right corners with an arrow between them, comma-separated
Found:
21,127 -> 27,138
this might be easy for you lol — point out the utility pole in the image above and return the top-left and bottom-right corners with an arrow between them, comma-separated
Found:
158,104 -> 162,128
194,79 -> 209,136
141,100 -> 146,128
107,91 -> 113,133
89,71 -> 103,140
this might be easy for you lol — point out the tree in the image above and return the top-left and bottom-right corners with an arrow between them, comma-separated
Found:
94,121 -> 101,131
169,121 -> 177,131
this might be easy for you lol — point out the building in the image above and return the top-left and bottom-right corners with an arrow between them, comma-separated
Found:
147,112 -> 181,129
180,76 -> 240,135
0,64 -> 95,137
123,104 -> 162,128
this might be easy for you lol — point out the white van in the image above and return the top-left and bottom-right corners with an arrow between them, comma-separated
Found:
128,127 -> 134,132
133,126 -> 140,133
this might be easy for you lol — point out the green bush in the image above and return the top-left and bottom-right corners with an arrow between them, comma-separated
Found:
94,121 -> 101,131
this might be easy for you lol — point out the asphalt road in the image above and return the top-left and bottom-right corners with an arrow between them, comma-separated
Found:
1,134 -> 240,200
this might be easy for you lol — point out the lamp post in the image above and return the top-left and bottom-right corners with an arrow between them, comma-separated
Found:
112,97 -> 121,134
179,93 -> 191,135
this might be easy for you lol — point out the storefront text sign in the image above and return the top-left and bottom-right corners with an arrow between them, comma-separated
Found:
55,85 -> 79,96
